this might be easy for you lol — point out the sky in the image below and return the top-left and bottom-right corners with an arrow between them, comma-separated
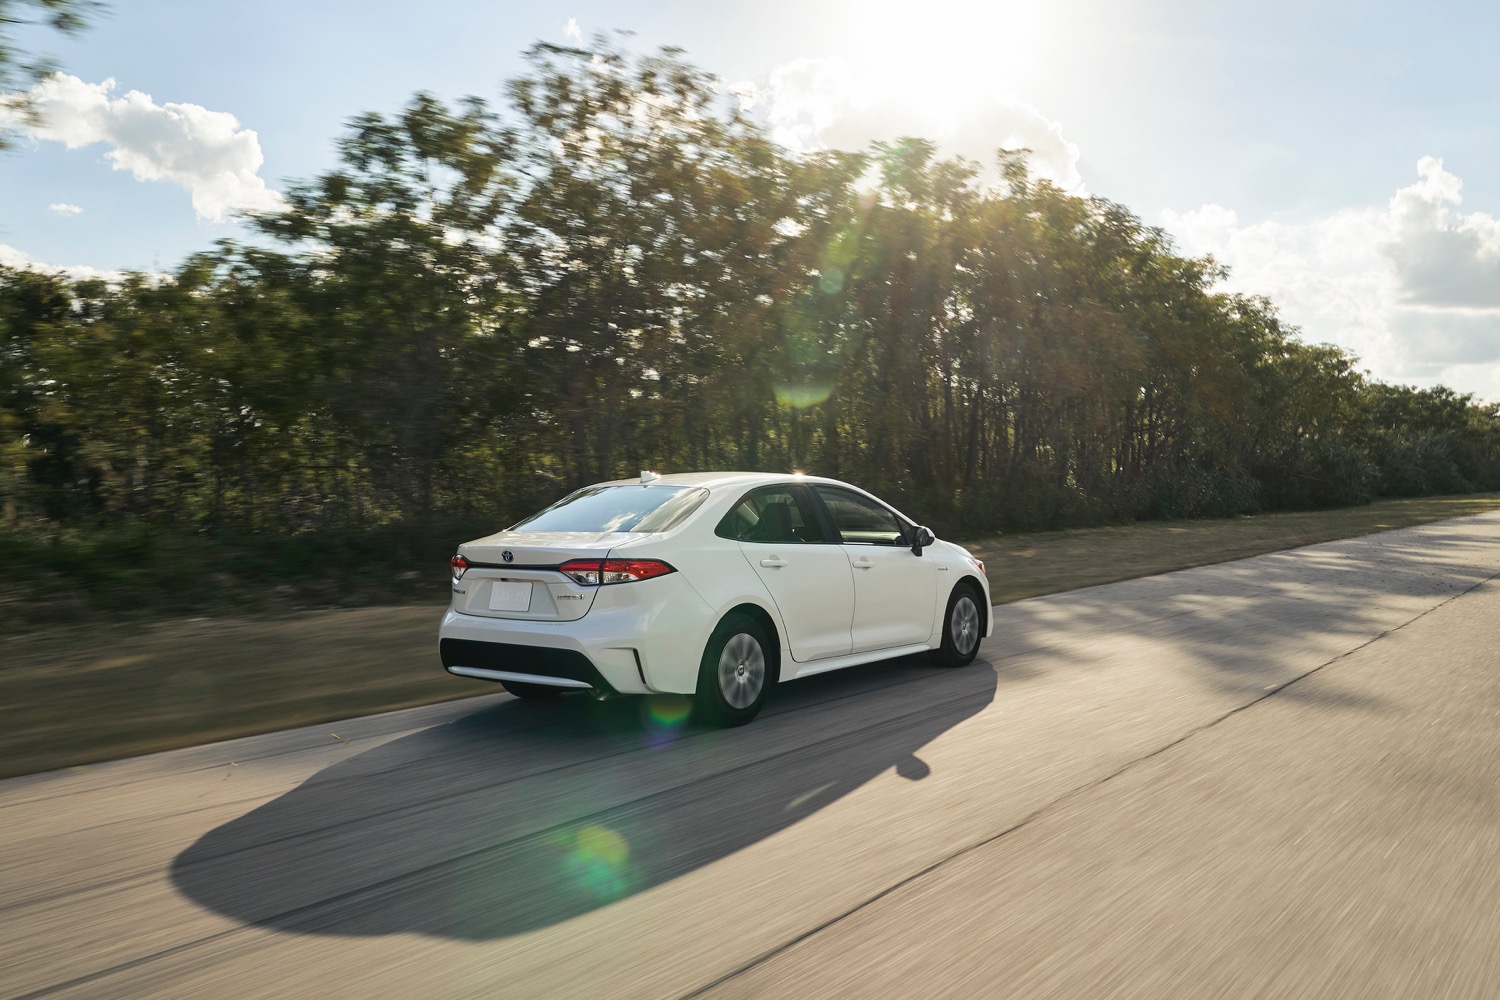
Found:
3,0 -> 1499,402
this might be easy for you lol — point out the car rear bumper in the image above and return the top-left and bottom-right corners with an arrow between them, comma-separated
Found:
438,614 -> 654,695
437,574 -> 717,695
439,638 -> 618,692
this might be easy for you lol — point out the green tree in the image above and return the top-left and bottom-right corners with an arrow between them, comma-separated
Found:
500,38 -> 820,485
250,92 -> 521,530
0,264 -> 76,523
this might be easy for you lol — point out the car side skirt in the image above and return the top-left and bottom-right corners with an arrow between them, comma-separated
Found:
785,642 -> 937,681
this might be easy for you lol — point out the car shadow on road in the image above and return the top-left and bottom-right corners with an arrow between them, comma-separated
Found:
172,658 -> 998,941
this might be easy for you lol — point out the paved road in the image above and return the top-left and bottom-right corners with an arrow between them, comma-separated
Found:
4,515 -> 1500,999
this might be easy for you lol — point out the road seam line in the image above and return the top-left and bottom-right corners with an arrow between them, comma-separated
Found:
680,568 -> 1500,999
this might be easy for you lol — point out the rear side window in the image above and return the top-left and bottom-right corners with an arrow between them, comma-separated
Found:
511,486 -> 708,533
813,486 -> 906,545
717,486 -> 829,543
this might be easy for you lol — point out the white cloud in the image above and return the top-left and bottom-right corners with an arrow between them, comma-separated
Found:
1384,156 -> 1500,309
1160,157 -> 1500,404
0,243 -> 125,282
764,57 -> 1083,193
564,17 -> 581,42
48,202 -> 83,215
9,74 -> 284,223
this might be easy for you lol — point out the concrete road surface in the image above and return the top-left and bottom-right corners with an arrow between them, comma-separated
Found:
4,514 -> 1500,999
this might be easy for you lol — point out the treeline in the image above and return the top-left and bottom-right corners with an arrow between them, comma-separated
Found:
4,40 -> 1499,549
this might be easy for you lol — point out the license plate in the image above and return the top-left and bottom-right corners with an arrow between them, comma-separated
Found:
488,581 -> 533,612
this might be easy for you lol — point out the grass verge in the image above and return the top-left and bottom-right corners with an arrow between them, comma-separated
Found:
4,493 -> 1499,780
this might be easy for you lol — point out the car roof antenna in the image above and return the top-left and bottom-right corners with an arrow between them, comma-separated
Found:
640,470 -> 662,485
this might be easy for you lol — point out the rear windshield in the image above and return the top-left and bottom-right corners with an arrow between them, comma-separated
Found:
510,485 -> 709,533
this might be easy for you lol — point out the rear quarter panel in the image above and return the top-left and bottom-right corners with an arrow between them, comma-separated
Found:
610,498 -> 789,689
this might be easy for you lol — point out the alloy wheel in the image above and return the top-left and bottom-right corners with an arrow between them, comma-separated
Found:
950,594 -> 979,656
717,632 -> 766,709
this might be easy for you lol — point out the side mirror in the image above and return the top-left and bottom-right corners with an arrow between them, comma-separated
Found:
911,525 -> 935,556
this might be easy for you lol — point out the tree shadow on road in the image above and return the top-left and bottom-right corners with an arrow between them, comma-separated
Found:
989,522 -> 1500,712
172,658 -> 998,940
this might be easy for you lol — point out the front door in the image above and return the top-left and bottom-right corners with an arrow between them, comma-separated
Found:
811,485 -> 936,653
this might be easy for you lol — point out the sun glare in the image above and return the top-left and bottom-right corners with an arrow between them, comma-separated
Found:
841,0 -> 1054,103
753,0 -> 1075,161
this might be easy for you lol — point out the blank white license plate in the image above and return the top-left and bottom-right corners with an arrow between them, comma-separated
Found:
488,581 -> 533,612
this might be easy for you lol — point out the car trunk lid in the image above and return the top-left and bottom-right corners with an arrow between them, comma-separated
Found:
452,531 -> 644,622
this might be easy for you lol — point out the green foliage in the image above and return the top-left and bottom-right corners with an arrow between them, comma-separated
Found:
1359,384 -> 1500,495
2,35 -> 1498,580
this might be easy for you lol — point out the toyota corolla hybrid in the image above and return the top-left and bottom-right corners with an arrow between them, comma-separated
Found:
439,472 -> 991,725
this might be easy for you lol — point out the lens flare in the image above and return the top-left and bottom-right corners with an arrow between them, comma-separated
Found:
646,695 -> 692,728
773,383 -> 834,408
562,824 -> 636,901
642,695 -> 693,748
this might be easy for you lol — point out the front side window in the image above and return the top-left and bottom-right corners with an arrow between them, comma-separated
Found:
511,485 -> 708,533
814,486 -> 906,545
716,486 -> 829,543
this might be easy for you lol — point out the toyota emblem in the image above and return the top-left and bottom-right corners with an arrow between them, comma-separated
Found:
501,550 -> 514,563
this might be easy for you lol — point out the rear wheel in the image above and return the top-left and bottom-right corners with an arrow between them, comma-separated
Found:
932,583 -> 984,667
502,680 -> 565,700
695,614 -> 772,727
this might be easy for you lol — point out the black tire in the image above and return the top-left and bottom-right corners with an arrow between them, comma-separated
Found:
502,680 -> 565,700
932,583 -> 984,667
694,614 -> 773,727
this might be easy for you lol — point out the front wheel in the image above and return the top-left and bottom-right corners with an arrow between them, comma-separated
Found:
695,614 -> 773,727
932,584 -> 984,667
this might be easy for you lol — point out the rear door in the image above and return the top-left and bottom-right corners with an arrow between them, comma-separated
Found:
811,485 -> 936,653
722,485 -> 854,662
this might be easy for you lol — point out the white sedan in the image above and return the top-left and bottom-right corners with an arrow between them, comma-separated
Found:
439,472 -> 991,725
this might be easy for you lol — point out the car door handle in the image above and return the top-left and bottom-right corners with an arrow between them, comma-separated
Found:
852,558 -> 873,570
760,557 -> 787,568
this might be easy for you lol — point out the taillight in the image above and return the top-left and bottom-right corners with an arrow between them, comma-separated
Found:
603,559 -> 675,584
450,554 -> 470,582
559,558 -> 675,586
559,560 -> 601,586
